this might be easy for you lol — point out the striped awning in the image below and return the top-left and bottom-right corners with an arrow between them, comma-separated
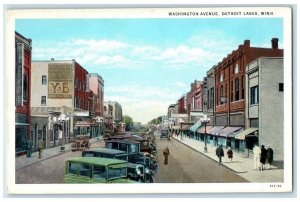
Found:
235,128 -> 258,140
218,127 -> 243,137
189,121 -> 203,133
197,126 -> 214,134
208,126 -> 225,135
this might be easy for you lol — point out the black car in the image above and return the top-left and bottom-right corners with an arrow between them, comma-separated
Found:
160,129 -> 169,139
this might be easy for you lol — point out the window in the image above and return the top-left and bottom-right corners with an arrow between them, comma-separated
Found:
279,83 -> 284,92
210,88 -> 214,110
234,64 -> 239,74
250,85 -> 259,105
41,96 -> 46,106
220,73 -> 224,82
225,83 -> 227,98
93,165 -> 106,179
79,164 -> 91,177
235,78 -> 240,101
216,87 -> 218,106
23,73 -> 29,101
241,76 -> 244,99
220,85 -> 223,104
69,162 -> 78,175
42,75 -> 47,85
230,81 -> 233,102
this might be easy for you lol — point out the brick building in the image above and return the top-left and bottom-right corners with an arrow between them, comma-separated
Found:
31,59 -> 98,150
89,73 -> 104,116
187,80 -> 204,122
214,38 -> 283,127
15,32 -> 32,156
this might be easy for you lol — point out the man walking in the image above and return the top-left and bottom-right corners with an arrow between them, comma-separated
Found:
216,145 -> 224,165
163,147 -> 170,165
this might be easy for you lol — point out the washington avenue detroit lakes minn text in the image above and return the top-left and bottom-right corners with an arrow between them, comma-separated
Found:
168,11 -> 274,16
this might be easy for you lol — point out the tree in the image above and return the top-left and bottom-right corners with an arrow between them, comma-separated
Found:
123,115 -> 133,131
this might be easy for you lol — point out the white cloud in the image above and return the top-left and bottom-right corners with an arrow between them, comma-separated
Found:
105,84 -> 183,124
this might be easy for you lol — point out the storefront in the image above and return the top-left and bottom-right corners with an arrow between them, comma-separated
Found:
217,127 -> 243,148
16,113 -> 30,156
235,128 -> 258,152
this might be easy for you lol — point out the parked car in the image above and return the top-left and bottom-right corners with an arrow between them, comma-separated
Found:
105,140 -> 141,154
82,148 -> 129,161
64,157 -> 138,183
81,148 -> 154,183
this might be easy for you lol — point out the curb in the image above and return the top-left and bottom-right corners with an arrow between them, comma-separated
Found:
171,136 -> 248,175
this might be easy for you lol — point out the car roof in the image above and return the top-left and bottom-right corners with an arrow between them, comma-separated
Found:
105,140 -> 140,144
67,157 -> 127,166
84,148 -> 126,154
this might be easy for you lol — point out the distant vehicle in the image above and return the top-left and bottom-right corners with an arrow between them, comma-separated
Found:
160,128 -> 169,139
105,140 -> 141,154
64,157 -> 138,183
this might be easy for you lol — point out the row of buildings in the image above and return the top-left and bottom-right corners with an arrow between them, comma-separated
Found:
15,32 -> 123,156
167,38 -> 284,161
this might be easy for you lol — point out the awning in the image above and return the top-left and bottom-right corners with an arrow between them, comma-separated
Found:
208,126 -> 225,135
181,125 -> 191,130
189,121 -> 203,133
197,126 -> 214,134
218,127 -> 243,137
235,128 -> 258,140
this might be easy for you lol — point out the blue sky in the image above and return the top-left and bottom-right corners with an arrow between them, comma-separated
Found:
16,18 -> 283,124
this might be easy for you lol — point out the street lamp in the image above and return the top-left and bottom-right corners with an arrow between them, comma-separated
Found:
202,118 -> 210,153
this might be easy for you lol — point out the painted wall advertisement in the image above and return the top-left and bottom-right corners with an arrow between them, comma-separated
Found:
48,63 -> 73,99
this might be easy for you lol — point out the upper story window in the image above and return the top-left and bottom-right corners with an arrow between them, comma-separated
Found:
230,81 -> 233,102
241,76 -> 244,99
23,73 -> 29,102
279,83 -> 284,92
41,96 -> 46,106
234,64 -> 239,74
250,85 -> 259,105
42,75 -> 47,85
220,73 -> 224,82
235,78 -> 240,101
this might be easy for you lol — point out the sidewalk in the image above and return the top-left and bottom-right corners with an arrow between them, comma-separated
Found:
15,137 -> 102,170
172,135 -> 283,183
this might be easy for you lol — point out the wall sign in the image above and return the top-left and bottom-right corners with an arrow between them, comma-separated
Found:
48,63 -> 73,99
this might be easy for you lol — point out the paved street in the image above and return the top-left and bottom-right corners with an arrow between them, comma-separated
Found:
15,130 -> 282,184
154,131 -> 248,183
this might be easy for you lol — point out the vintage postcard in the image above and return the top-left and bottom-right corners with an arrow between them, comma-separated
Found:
5,6 -> 293,194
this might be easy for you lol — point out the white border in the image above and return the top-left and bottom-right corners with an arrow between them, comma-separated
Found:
5,7 -> 293,194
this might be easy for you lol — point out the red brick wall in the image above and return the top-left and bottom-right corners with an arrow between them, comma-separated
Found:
215,39 -> 283,115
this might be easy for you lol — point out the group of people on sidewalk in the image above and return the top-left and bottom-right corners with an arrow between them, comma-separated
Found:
253,144 -> 274,171
215,144 -> 274,170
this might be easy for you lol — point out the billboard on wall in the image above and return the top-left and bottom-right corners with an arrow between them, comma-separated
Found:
48,63 -> 73,99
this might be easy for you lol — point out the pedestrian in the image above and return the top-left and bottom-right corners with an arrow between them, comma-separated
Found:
163,147 -> 170,165
253,144 -> 261,170
266,146 -> 274,170
260,145 -> 268,171
215,145 -> 224,165
38,140 -> 44,158
227,147 -> 233,163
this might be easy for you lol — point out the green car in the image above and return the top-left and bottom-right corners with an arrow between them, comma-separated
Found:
64,157 -> 138,183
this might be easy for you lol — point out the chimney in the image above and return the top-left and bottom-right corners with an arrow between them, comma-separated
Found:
244,40 -> 250,47
271,38 -> 279,49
